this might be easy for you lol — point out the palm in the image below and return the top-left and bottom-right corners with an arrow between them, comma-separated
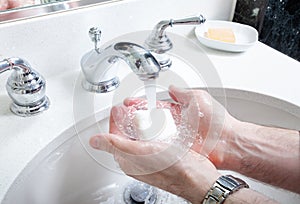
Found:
111,86 -> 233,164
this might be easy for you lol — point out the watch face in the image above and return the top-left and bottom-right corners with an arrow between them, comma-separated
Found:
217,175 -> 240,191
218,175 -> 249,192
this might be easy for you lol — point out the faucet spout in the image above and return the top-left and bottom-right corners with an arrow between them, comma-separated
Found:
81,41 -> 161,93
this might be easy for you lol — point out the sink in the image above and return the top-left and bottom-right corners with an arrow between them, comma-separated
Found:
2,88 -> 300,204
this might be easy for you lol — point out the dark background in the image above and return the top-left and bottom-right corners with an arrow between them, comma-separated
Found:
233,0 -> 300,61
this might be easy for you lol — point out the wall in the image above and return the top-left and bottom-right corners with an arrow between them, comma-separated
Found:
233,0 -> 300,61
260,0 -> 300,61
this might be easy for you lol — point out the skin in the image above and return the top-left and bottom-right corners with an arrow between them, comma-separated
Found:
90,85 -> 299,203
90,133 -> 221,203
167,86 -> 300,193
9,0 -> 35,9
223,122 -> 300,193
0,0 -> 35,10
0,0 -> 9,10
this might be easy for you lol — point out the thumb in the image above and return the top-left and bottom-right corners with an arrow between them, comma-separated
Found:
90,134 -> 135,154
90,134 -> 119,154
169,85 -> 192,105
90,133 -> 154,155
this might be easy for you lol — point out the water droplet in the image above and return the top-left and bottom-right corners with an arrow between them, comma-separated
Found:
198,111 -> 204,118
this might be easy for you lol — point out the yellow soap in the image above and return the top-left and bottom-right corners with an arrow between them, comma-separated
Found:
206,28 -> 236,43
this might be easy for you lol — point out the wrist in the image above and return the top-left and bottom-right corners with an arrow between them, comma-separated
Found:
187,172 -> 221,203
180,151 -> 221,203
206,116 -> 243,169
215,119 -> 263,171
202,175 -> 249,204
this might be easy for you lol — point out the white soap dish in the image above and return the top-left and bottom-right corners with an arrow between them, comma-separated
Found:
194,20 -> 258,52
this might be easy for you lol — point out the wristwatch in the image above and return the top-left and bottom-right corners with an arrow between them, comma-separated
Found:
202,175 -> 249,204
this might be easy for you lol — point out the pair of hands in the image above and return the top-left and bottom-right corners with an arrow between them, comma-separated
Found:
90,85 -> 237,203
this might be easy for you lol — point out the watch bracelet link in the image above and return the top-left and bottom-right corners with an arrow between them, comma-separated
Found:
202,175 -> 249,204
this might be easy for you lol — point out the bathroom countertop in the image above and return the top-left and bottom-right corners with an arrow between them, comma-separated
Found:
0,40 -> 299,201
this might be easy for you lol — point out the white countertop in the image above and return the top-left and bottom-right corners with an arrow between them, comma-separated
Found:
0,37 -> 300,201
201,40 -> 300,107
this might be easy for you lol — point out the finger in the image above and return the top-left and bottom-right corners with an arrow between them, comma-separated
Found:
90,134 -> 185,176
168,85 -> 193,105
90,134 -> 136,154
109,106 -> 136,135
90,133 -> 156,155
109,106 -> 123,134
90,134 -> 118,154
169,85 -> 214,108
89,134 -> 145,158
123,97 -> 147,107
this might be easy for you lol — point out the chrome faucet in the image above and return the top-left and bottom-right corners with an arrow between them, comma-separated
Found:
0,57 -> 50,116
81,28 -> 161,93
144,15 -> 206,70
81,15 -> 205,93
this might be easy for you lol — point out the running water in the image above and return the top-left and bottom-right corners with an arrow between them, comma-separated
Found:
130,80 -> 198,148
144,80 -> 157,110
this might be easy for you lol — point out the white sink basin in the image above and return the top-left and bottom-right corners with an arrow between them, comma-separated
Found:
2,88 -> 300,204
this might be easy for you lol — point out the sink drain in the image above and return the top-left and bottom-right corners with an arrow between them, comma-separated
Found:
123,181 -> 157,204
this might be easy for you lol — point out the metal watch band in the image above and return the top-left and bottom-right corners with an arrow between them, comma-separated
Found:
202,175 -> 249,204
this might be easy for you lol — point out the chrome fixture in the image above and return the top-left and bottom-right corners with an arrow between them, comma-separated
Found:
81,15 -> 205,93
0,57 -> 50,117
123,181 -> 158,204
145,15 -> 206,70
81,28 -> 161,93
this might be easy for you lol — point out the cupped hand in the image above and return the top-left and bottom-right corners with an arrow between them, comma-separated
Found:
123,85 -> 238,167
90,104 -> 221,203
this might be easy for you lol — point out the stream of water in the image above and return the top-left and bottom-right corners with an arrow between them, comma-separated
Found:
144,80 -> 157,110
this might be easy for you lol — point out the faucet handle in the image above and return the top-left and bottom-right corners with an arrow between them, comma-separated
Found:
145,15 -> 206,53
171,15 -> 206,26
0,57 -> 50,116
89,27 -> 102,51
144,15 -> 206,71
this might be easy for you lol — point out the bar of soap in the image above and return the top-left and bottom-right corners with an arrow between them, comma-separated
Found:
206,28 -> 236,43
133,109 -> 177,141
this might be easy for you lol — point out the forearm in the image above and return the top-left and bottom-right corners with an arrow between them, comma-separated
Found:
225,188 -> 278,204
221,121 -> 300,193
